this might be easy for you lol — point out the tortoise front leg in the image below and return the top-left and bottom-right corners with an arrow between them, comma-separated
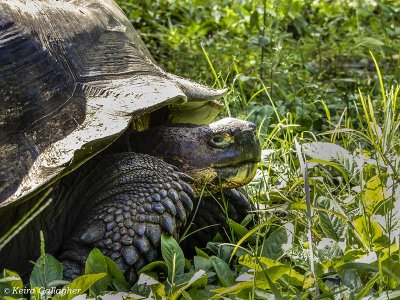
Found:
58,153 -> 194,283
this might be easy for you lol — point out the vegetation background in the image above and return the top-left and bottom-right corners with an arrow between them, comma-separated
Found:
1,0 -> 400,299
115,0 -> 400,299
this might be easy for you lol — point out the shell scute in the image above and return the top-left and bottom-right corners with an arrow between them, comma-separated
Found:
0,0 -> 225,207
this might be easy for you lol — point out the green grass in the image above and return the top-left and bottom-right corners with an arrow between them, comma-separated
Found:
2,0 -> 400,299
117,0 -> 400,132
2,58 -> 399,300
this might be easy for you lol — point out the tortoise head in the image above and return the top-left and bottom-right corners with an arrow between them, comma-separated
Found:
130,118 -> 261,194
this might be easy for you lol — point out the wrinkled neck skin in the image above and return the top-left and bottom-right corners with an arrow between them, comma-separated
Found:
130,118 -> 261,195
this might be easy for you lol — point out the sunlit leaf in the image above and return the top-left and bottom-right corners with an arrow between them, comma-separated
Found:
353,216 -> 384,247
161,234 -> 185,280
362,175 -> 387,215
84,248 -> 110,295
53,273 -> 107,300
30,253 -> 63,289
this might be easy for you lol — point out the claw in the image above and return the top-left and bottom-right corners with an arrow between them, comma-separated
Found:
145,224 -> 162,247
161,197 -> 177,216
161,214 -> 176,235
168,189 -> 180,202
175,201 -> 187,222
176,171 -> 194,183
180,181 -> 195,198
179,191 -> 194,212
224,188 -> 250,208
79,221 -> 105,244
171,181 -> 183,191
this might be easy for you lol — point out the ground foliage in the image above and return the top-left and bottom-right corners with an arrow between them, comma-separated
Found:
1,0 -> 400,299
118,0 -> 399,132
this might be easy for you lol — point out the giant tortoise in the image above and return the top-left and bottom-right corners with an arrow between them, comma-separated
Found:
0,0 -> 261,282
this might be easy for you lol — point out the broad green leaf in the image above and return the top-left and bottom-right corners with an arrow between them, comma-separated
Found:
161,234 -> 185,279
260,265 -> 292,283
380,257 -> 400,281
194,256 -> 212,272
362,175 -> 386,214
302,142 -> 353,181
211,281 -> 253,299
239,254 -> 281,271
207,242 -> 234,262
240,214 -> 254,226
137,273 -> 160,286
239,254 -> 308,286
374,290 -> 400,300
249,10 -> 259,29
30,253 -> 63,289
139,261 -> 168,274
263,270 -> 284,300
380,243 -> 400,261
1,269 -> 22,288
316,197 -> 345,241
316,238 -> 343,267
343,248 -> 366,261
353,216 -> 383,247
227,218 -> 249,240
104,257 -> 130,291
335,262 -> 378,273
0,270 -> 23,298
30,287 -> 42,300
188,288 -> 214,300
194,247 -> 209,259
170,270 -> 207,300
188,270 -> 208,289
210,256 -> 234,287
84,248 -> 130,294
341,269 -> 362,290
261,227 -> 287,260
84,248 -> 110,295
355,37 -> 384,48
53,273 -> 106,300
302,142 -> 352,162
135,274 -> 165,299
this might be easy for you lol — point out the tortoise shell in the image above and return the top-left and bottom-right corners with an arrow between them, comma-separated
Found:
0,0 -> 225,208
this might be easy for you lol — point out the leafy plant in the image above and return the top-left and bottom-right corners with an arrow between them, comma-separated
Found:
1,0 -> 400,298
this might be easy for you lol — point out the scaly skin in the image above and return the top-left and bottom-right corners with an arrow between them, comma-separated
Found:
59,153 -> 195,283
131,118 -> 261,194
0,118 -> 260,284
58,118 -> 260,283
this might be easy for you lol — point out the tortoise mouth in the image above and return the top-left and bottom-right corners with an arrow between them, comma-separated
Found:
184,159 -> 259,195
212,160 -> 259,188
214,157 -> 260,169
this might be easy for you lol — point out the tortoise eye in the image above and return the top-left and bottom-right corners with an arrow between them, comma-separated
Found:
209,134 -> 233,149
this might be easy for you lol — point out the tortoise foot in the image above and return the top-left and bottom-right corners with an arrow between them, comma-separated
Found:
58,153 -> 194,283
